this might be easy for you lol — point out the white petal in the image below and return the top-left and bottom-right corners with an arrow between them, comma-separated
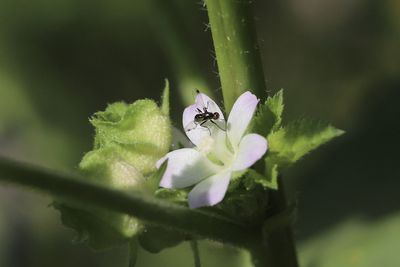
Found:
231,134 -> 268,171
227,91 -> 259,147
182,92 -> 226,146
157,148 -> 219,188
209,130 -> 233,163
182,104 -> 198,132
188,171 -> 231,208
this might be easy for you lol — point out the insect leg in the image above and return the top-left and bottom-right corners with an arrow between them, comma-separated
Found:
210,120 -> 226,131
200,121 -> 212,135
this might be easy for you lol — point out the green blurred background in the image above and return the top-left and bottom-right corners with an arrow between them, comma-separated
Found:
0,0 -> 399,266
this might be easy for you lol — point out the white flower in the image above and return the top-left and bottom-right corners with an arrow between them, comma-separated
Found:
156,91 -> 268,208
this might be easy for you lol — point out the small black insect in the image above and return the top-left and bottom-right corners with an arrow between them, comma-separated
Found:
194,106 -> 224,133
185,90 -> 226,134
194,107 -> 220,123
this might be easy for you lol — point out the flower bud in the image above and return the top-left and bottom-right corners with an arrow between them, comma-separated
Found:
55,98 -> 171,250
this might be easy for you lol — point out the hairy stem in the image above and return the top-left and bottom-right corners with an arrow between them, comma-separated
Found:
205,0 -> 266,111
205,1 -> 298,266
263,177 -> 299,267
0,156 -> 253,247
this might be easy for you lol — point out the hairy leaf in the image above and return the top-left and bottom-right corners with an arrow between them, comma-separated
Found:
252,89 -> 284,136
264,119 -> 344,187
267,119 -> 344,165
56,95 -> 172,250
245,168 -> 278,190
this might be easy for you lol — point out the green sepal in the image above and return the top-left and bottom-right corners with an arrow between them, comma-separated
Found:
252,89 -> 284,136
161,79 -> 170,117
154,188 -> 189,206
216,180 -> 269,224
146,160 -> 168,192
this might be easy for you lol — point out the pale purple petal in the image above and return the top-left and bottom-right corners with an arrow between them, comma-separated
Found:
182,104 -> 198,132
157,148 -> 219,188
227,91 -> 259,147
188,171 -> 231,208
182,104 -> 209,146
182,92 -> 226,146
231,134 -> 268,171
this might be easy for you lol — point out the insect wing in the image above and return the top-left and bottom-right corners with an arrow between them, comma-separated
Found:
184,121 -> 198,132
196,94 -> 206,109
211,118 -> 226,131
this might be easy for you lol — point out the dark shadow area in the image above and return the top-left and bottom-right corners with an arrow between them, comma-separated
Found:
295,77 -> 400,240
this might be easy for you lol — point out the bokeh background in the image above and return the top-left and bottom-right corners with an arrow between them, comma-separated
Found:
0,0 -> 399,266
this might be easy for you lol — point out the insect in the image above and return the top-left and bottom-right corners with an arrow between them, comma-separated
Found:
185,90 -> 226,135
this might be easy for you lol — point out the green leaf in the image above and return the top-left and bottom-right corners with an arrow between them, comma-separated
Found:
161,79 -> 170,117
138,225 -> 186,253
267,119 -> 344,166
53,203 -> 132,251
245,168 -> 278,190
251,91 -> 344,191
263,119 -> 344,190
262,119 -> 344,189
155,188 -> 189,206
252,89 -> 284,136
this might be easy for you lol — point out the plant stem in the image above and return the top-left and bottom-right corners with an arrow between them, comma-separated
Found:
206,1 -> 299,266
189,240 -> 201,267
128,239 -> 138,267
205,0 -> 266,111
262,177 -> 299,267
0,156 -> 252,247
248,237 -> 273,267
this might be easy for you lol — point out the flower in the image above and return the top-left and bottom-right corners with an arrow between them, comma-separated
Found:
156,91 -> 268,208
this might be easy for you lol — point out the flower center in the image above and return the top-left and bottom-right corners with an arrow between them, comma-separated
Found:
197,135 -> 215,154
